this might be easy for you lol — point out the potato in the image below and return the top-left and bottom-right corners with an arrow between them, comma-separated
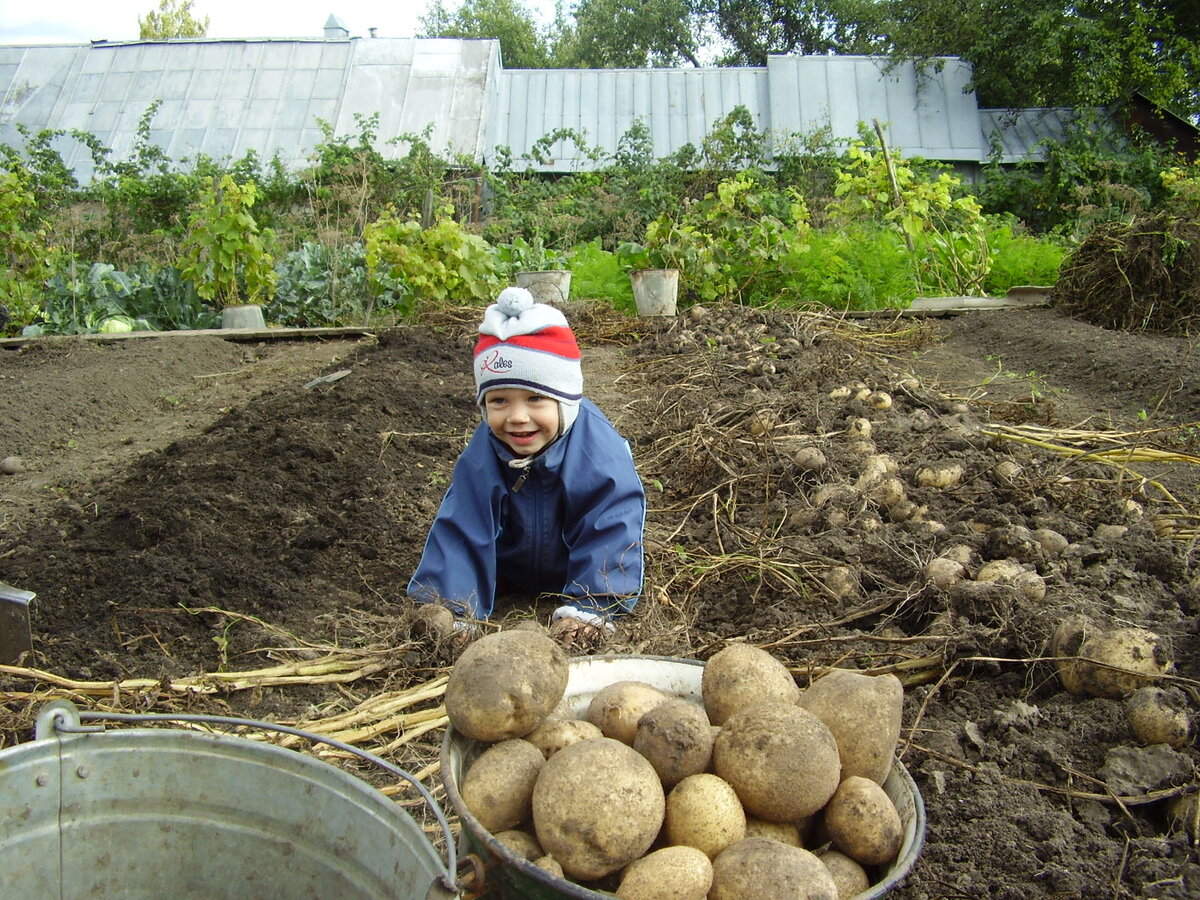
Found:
534,855 -> 564,878
633,698 -> 714,788
494,829 -> 543,861
532,738 -> 665,880
1167,792 -> 1200,841
446,630 -> 568,741
587,681 -> 671,745
460,738 -> 545,833
702,644 -> 800,726
975,558 -> 1025,583
793,446 -> 828,472
823,775 -> 904,866
664,773 -> 747,858
713,703 -> 840,822
525,717 -> 603,759
616,846 -> 713,900
1125,686 -> 1192,748
1055,621 -> 1172,698
818,849 -> 870,898
798,668 -> 902,785
914,462 -> 963,489
743,817 -> 803,847
710,837 -> 838,900
925,556 -> 966,590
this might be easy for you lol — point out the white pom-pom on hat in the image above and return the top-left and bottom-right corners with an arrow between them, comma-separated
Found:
496,286 -> 535,317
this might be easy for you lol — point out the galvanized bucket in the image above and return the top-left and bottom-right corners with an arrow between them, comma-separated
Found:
0,701 -> 459,899
441,655 -> 926,899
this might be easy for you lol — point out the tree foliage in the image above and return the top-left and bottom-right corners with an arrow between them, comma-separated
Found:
138,0 -> 209,39
419,0 -> 551,68
704,0 -> 887,64
878,0 -> 1200,117
560,0 -> 705,67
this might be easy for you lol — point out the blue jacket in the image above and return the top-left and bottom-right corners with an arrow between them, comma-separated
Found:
407,399 -> 645,620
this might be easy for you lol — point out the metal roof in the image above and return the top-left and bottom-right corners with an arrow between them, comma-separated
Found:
0,35 -> 1051,181
0,37 -> 499,182
980,107 -> 1080,163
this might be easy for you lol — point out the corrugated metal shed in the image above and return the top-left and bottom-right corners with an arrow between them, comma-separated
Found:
488,66 -> 770,170
980,108 -> 1079,163
0,37 -> 499,182
0,35 -> 1056,181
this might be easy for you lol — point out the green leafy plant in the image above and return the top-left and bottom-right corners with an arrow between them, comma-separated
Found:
179,175 -> 277,308
495,235 -> 573,277
23,262 -> 151,336
570,239 -> 634,312
983,218 -> 1066,295
789,225 -> 917,310
269,242 -> 371,326
0,169 -> 56,331
832,138 -> 991,297
365,205 -> 502,316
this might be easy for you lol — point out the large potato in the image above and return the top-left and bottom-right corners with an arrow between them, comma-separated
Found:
798,668 -> 903,784
713,702 -> 840,822
710,837 -> 838,900
1054,621 -> 1172,699
494,829 -> 542,861
460,739 -> 545,833
823,775 -> 904,866
587,681 -> 671,745
664,773 -> 747,859
616,845 -> 713,900
1125,686 -> 1192,748
532,738 -> 665,880
633,698 -> 714,788
446,631 -> 568,741
702,644 -> 800,726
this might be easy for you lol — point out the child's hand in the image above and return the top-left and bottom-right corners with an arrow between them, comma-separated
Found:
549,616 -> 604,650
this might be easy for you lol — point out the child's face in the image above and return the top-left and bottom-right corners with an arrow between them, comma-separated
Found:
484,388 -> 560,456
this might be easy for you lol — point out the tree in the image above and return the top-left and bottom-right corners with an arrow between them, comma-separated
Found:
419,0 -> 552,68
705,0 -> 888,65
561,0 -> 706,68
139,0 -> 209,39
878,0 -> 1200,117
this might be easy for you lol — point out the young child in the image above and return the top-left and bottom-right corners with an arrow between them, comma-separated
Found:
408,287 -> 645,647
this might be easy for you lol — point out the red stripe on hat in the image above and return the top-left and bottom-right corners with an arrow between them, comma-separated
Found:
474,326 -> 581,360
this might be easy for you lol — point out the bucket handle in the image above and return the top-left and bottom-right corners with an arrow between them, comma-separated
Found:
41,701 -> 462,897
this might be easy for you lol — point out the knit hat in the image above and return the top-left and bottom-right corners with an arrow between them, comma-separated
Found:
474,287 -> 584,436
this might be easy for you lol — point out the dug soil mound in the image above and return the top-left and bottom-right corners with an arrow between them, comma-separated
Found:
1,303 -> 1198,898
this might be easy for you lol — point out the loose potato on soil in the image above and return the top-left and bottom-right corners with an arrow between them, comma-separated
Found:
710,837 -> 838,900
664,773 -> 747,858
587,681 -> 672,745
525,717 -> 603,759
823,775 -> 904,867
446,630 -> 569,741
798,668 -> 903,785
712,702 -> 841,822
616,845 -> 713,900
532,738 -> 666,880
460,738 -> 545,833
633,698 -> 714,788
1054,620 -> 1173,698
819,849 -> 870,898
1125,686 -> 1192,748
702,644 -> 801,726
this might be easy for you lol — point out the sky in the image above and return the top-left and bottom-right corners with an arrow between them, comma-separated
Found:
0,1 -> 559,45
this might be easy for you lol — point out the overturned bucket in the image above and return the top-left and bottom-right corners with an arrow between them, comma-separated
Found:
442,655 -> 925,899
0,701 -> 459,899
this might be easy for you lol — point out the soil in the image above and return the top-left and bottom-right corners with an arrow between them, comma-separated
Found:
2,304 -> 1199,899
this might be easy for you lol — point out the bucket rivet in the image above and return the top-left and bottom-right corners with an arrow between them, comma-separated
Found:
35,773 -> 48,787
75,765 -> 90,779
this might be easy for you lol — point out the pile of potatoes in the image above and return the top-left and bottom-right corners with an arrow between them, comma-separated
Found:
446,631 -> 910,899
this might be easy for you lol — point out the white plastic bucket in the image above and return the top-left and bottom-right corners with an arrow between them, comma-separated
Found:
630,269 -> 678,317
516,270 -> 572,305
442,655 -> 925,899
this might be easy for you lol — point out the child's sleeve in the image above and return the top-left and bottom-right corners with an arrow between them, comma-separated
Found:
406,428 -> 504,619
559,418 -> 646,620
